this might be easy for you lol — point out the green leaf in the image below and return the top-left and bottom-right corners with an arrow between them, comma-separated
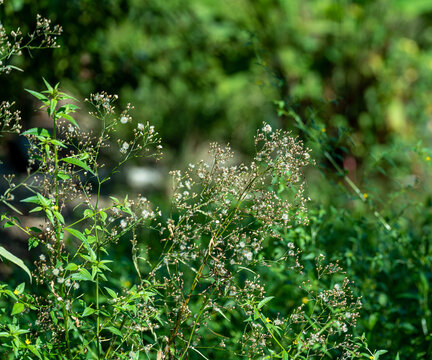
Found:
71,268 -> 93,282
58,93 -> 79,102
60,113 -> 80,129
57,171 -> 70,180
105,326 -> 122,337
22,128 -> 51,138
49,99 -> 57,116
82,307 -> 95,317
15,283 -> 25,295
53,211 -> 65,225
104,287 -> 117,299
61,157 -> 94,175
42,77 -> 53,92
65,228 -> 92,253
11,302 -> 25,316
49,139 -> 67,148
282,351 -> 288,360
0,246 -> 32,282
25,89 -> 48,103
374,350 -> 388,359
253,308 -> 260,321
257,296 -> 274,309
21,195 -> 40,204
65,263 -> 78,271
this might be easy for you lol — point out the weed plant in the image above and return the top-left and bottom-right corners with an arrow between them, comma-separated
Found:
0,6 -> 385,360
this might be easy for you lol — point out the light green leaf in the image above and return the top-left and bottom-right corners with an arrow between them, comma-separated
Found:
65,263 -> 78,271
11,302 -> 25,316
82,307 -> 95,317
61,157 -> 94,175
22,128 -> 51,138
104,287 -> 117,299
25,89 -> 48,103
257,296 -> 274,309
42,77 -> 53,92
15,283 -> 25,295
60,113 -> 80,129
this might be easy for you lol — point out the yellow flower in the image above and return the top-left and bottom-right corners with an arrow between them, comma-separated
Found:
426,156 -> 431,162
53,205 -> 59,211
369,356 -> 374,360
321,128 -> 326,132
301,297 -> 309,304
363,193 -> 368,199
13,289 -> 19,295
265,317 -> 271,323
293,339 -> 298,345
25,338 -> 31,345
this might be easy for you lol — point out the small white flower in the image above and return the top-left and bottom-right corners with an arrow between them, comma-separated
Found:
287,242 -> 294,249
129,351 -> 136,358
39,254 -> 46,261
262,124 -> 272,133
120,142 -> 130,154
137,123 -> 145,131
345,312 -> 352,319
142,209 -> 150,219
239,241 -> 245,248
57,277 -> 64,284
273,319 -> 283,326
282,213 -> 289,221
57,296 -> 63,302
334,283 -> 341,291
53,268 -> 60,276
65,279 -> 71,287
73,282 -> 80,290
120,116 -> 128,124
120,219 -> 127,229
244,251 -> 253,261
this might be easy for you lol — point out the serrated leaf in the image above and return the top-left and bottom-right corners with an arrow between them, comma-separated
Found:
0,246 -> 32,282
11,302 -> 25,315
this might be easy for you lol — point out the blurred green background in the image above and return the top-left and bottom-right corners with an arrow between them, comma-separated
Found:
2,0 -> 432,358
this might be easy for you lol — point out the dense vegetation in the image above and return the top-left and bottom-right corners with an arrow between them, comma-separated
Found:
1,0 -> 432,359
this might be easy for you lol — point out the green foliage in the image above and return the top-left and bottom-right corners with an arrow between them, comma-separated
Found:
3,0 -> 432,359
